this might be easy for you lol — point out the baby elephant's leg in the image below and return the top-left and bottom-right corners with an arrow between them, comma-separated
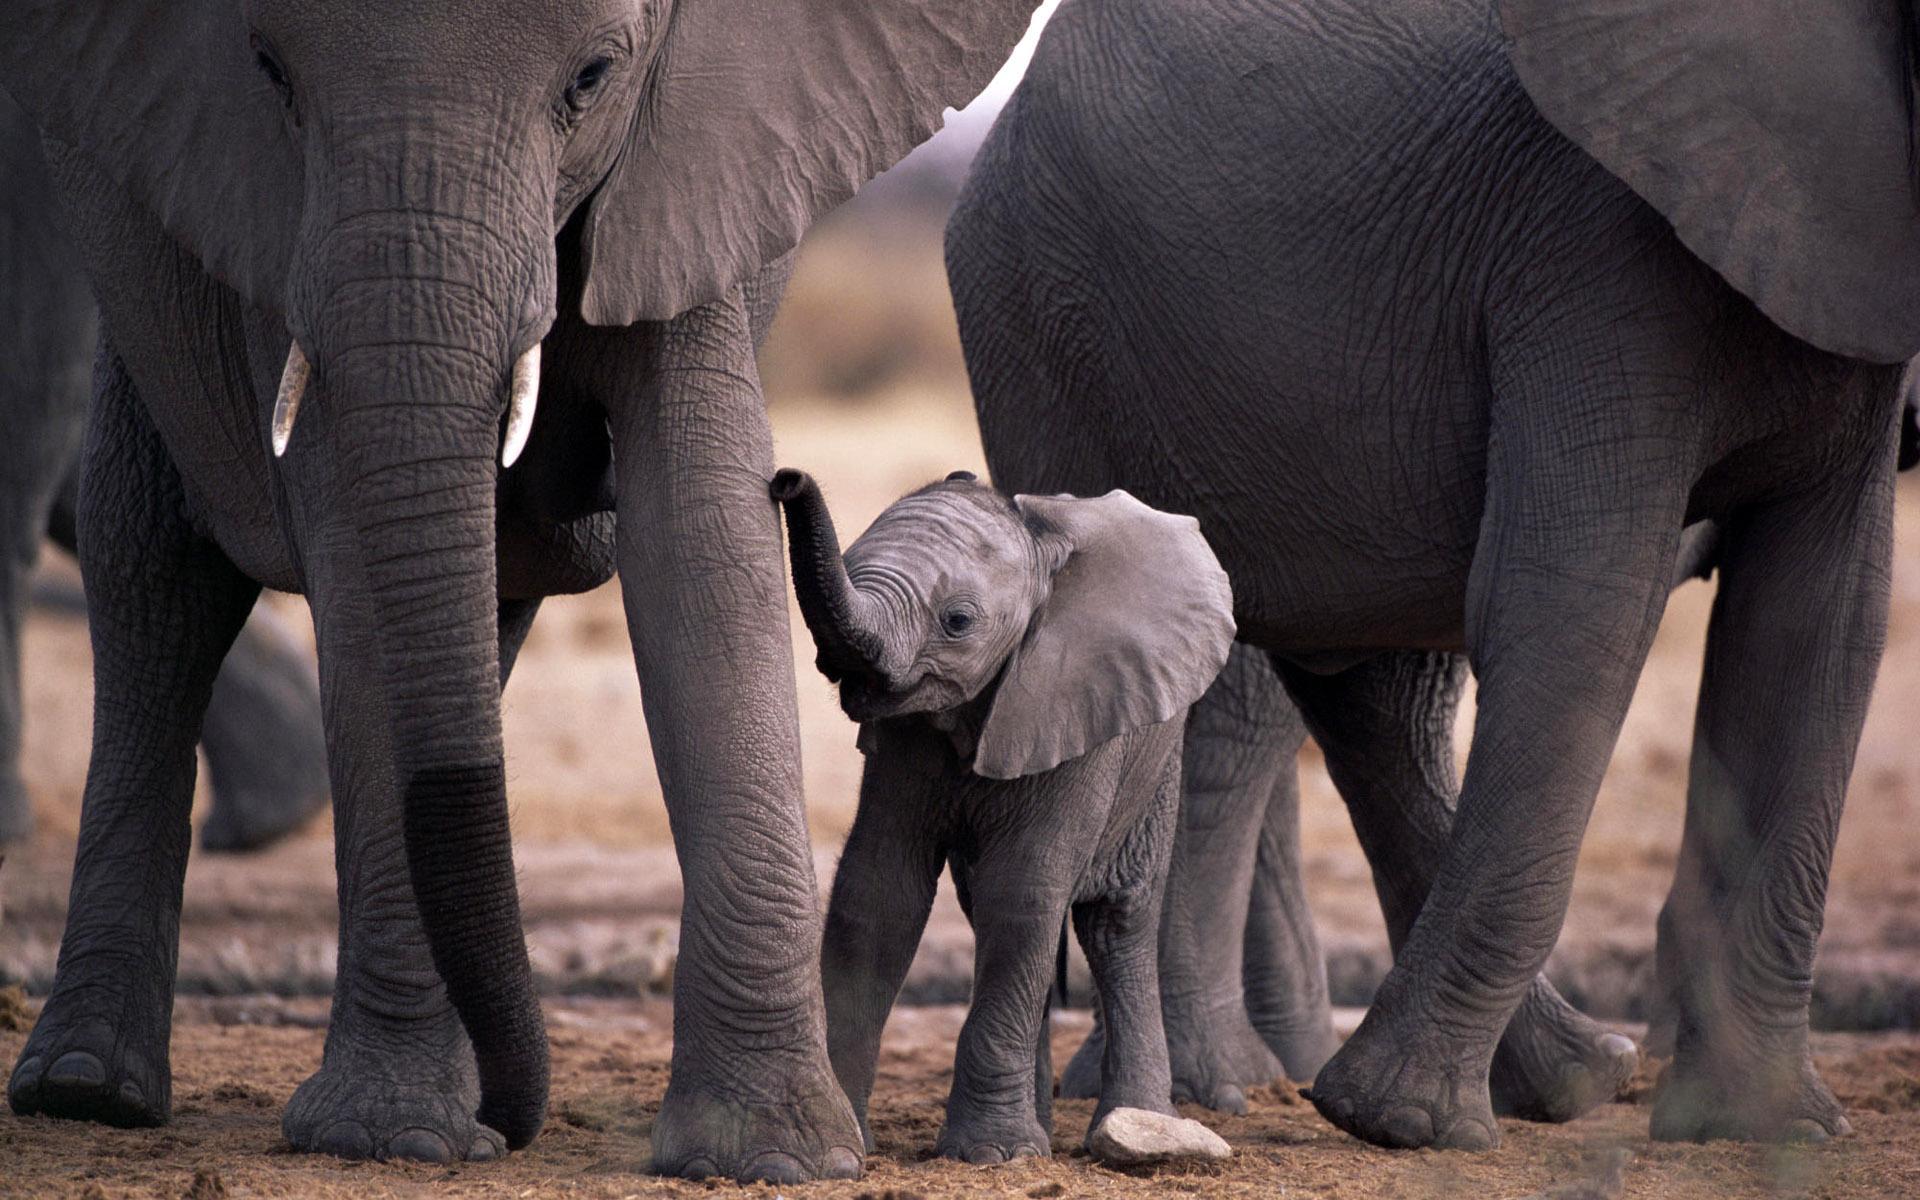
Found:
821,733 -> 947,1152
1080,755 -> 1232,1165
938,878 -> 1062,1165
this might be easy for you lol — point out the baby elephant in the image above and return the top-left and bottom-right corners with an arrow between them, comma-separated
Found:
771,468 -> 1236,1166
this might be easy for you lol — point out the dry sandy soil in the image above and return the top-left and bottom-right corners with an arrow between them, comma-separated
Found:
4,998 -> 1920,1199
3,216 -> 1920,1193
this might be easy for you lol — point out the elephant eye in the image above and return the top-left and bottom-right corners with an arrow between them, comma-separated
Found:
941,608 -> 976,637
565,56 -> 615,111
250,38 -> 294,109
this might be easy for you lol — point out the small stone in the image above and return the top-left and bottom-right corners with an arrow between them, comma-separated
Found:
1086,1108 -> 1231,1166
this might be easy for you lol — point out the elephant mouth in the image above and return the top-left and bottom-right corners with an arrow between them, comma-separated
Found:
835,672 -> 910,723
834,668 -> 968,725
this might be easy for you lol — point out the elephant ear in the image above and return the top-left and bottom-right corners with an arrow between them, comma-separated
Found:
972,490 -> 1236,781
0,1 -> 300,311
578,0 -> 1043,325
1500,0 -> 1920,363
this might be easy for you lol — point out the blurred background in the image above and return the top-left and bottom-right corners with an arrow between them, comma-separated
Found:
3,0 -> 1918,1037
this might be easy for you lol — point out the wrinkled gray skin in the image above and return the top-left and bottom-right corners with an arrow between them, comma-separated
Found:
951,0 -> 1906,1151
0,95 -> 327,852
1085,397 -> 1918,1120
1,0 -> 1040,1182
772,470 -> 1233,1164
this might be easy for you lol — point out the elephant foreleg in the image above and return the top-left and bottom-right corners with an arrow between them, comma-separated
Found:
581,289 -> 860,1185
281,585 -> 545,1163
820,723 -> 947,1153
8,345 -> 257,1127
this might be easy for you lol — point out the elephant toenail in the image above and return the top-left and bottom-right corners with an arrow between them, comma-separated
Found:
965,1144 -> 1009,1165
386,1127 -> 455,1164
738,1151 -> 807,1184
1444,1118 -> 1498,1152
824,1146 -> 863,1179
1215,1085 -> 1249,1116
1780,1118 -> 1832,1144
7,1056 -> 42,1109
1599,1034 -> 1638,1069
1378,1105 -> 1435,1147
315,1119 -> 376,1160
46,1051 -> 106,1087
116,1079 -> 146,1111
469,1128 -> 505,1162
677,1156 -> 719,1179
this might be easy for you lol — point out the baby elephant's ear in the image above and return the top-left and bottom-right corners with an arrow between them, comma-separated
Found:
973,490 -> 1236,780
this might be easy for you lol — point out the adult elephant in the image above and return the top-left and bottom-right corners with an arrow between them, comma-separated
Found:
0,0 -> 1040,1182
0,91 -> 328,851
949,0 -> 1911,1150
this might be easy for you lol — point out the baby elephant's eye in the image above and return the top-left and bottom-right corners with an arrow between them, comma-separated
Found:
941,609 -> 976,637
566,56 -> 615,111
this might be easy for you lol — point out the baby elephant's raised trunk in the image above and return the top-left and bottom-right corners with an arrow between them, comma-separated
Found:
770,469 -> 884,682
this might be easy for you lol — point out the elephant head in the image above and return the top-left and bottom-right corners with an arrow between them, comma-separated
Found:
1500,0 -> 1920,363
771,470 -> 1237,779
0,0 -> 1041,1150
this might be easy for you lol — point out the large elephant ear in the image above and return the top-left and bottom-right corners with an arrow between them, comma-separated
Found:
972,491 -> 1237,781
578,0 -> 1043,325
0,1 -> 300,311
1500,0 -> 1920,363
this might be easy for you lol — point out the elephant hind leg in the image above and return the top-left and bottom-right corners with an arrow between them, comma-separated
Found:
1281,650 -> 1636,1123
8,346 -> 258,1129
1652,393 -> 1898,1144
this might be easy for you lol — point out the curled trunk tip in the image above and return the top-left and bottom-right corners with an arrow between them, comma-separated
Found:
768,467 -> 812,503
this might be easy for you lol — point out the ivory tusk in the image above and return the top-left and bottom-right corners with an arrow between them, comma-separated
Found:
501,343 -> 540,468
271,341 -> 311,458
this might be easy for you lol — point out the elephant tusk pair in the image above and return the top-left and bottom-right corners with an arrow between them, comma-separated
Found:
269,341 -> 542,467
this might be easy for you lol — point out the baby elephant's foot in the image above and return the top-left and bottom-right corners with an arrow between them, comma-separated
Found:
1086,1107 -> 1232,1167
284,1052 -> 499,1163
1652,1048 -> 1850,1144
1306,1016 -> 1498,1150
936,1111 -> 1052,1165
1490,979 -> 1638,1122
9,990 -> 170,1127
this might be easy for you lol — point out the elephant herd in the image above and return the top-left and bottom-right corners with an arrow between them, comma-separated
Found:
2,0 -> 1918,1185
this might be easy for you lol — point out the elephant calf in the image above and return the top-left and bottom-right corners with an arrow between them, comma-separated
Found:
771,469 -> 1234,1166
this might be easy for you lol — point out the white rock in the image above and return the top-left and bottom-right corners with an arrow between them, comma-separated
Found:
1086,1107 -> 1231,1166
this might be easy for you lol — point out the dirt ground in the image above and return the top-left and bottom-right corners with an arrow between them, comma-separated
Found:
3,213 -> 1920,1193
4,998 -> 1920,1199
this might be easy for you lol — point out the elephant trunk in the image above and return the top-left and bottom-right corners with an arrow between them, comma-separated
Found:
305,242 -> 551,1147
770,469 -> 885,682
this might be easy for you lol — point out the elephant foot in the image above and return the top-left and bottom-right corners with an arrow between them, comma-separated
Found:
197,776 -> 328,853
1165,996 -> 1285,1114
9,992 -> 170,1127
1248,1007 -> 1340,1085
650,1059 -> 864,1183
0,775 -> 33,846
935,1109 -> 1052,1165
1066,999 -> 1281,1115
1651,1043 -> 1850,1144
1304,1012 -> 1497,1150
1489,977 -> 1637,1122
283,1048 -> 501,1163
